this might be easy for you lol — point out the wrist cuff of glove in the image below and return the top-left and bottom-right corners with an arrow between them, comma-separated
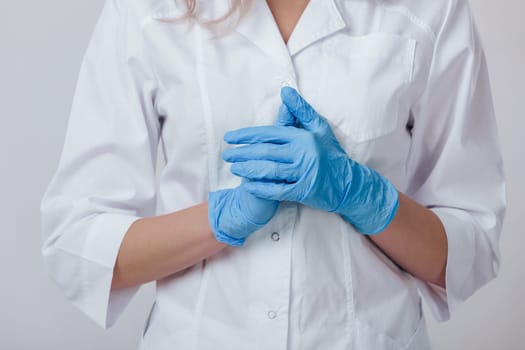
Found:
208,191 -> 246,247
361,190 -> 399,235
340,191 -> 399,235
213,229 -> 246,246
337,161 -> 400,235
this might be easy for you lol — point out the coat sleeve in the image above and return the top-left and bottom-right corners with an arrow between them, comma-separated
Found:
404,0 -> 507,322
40,0 -> 160,329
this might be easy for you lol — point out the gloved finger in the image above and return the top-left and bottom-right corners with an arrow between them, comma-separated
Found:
243,181 -> 298,202
224,125 -> 294,144
230,160 -> 301,183
280,86 -> 327,132
222,143 -> 294,163
275,103 -> 296,127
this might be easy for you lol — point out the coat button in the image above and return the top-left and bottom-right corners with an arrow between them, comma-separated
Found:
271,232 -> 280,241
280,79 -> 296,89
267,310 -> 277,319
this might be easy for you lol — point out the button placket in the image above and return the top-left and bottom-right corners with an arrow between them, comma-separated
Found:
249,202 -> 297,349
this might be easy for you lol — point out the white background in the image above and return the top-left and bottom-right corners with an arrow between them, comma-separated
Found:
1,0 -> 523,348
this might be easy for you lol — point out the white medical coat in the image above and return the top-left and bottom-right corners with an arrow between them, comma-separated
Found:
40,0 -> 507,349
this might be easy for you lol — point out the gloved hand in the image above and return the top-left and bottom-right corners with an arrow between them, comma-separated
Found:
208,179 -> 280,246
221,86 -> 399,234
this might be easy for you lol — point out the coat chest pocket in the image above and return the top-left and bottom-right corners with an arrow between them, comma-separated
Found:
317,32 -> 416,145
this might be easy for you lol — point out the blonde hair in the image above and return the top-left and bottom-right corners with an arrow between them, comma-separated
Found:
157,0 -> 253,30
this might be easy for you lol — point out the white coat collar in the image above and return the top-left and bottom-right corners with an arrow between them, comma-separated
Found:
235,0 -> 347,61
151,0 -> 347,62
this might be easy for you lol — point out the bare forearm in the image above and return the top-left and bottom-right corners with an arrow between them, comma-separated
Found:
370,191 -> 448,288
111,202 -> 227,290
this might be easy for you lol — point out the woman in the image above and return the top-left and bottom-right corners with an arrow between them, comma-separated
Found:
40,0 -> 506,349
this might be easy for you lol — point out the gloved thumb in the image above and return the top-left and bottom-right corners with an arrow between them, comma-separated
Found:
280,86 -> 324,132
275,103 -> 296,126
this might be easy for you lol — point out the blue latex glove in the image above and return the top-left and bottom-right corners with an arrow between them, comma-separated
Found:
208,180 -> 280,246
221,86 -> 399,234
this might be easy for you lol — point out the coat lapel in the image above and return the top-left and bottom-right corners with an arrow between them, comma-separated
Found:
234,0 -> 291,64
235,0 -> 347,61
286,0 -> 347,56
